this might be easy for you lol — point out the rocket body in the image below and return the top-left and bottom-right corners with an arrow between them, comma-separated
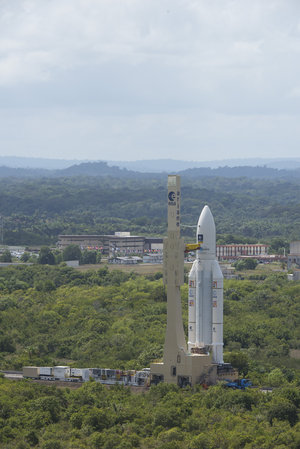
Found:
188,206 -> 224,364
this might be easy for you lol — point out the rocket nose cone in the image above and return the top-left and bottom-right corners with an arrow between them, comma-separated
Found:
197,205 -> 215,228
197,205 -> 216,255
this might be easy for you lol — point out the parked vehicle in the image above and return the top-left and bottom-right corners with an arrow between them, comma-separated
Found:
224,378 -> 252,390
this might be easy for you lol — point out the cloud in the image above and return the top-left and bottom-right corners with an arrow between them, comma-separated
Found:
1,0 -> 298,83
0,0 -> 300,160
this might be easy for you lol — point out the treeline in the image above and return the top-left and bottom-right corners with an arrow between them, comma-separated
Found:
35,244 -> 102,265
0,379 -> 300,448
1,160 -> 300,179
0,175 -> 299,245
1,245 -> 102,265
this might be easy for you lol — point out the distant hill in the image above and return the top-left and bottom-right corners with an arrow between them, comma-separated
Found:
63,163 -> 300,180
59,161 -> 132,177
179,166 -> 300,179
0,161 -> 300,180
1,156 -> 300,172
107,157 -> 300,172
0,162 -> 139,179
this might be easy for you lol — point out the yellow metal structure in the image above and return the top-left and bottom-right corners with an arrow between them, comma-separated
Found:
185,243 -> 201,252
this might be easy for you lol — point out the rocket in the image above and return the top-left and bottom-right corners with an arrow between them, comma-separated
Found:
188,205 -> 224,364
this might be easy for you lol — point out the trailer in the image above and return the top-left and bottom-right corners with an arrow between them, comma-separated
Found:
23,366 -> 40,379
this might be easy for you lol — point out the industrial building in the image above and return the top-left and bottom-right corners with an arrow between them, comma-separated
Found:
58,233 -> 163,255
58,233 -> 274,266
217,244 -> 269,260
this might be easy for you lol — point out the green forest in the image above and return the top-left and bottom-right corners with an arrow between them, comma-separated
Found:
0,169 -> 300,448
0,265 -> 299,375
0,264 -> 300,448
0,175 -> 299,245
1,378 -> 300,449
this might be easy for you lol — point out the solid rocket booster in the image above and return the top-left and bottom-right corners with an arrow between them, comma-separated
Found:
188,205 -> 224,364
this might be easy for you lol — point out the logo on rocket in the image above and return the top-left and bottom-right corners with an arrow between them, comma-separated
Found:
168,191 -> 176,201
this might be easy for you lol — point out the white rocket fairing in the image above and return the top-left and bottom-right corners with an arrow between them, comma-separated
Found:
188,205 -> 224,364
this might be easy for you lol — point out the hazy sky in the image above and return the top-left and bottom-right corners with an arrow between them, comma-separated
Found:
1,0 -> 300,161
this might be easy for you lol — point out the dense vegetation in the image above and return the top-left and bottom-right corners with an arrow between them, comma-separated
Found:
0,165 -> 299,447
1,379 -> 300,449
0,264 -> 299,448
0,175 -> 299,245
0,265 -> 299,379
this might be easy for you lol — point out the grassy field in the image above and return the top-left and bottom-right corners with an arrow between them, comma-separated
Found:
76,262 -> 164,275
76,261 -> 195,275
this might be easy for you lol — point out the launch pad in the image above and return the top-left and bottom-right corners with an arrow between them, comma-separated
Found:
150,175 -> 236,386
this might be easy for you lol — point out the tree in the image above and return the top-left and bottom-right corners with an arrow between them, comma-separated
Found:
20,252 -> 30,262
25,430 -> 39,446
29,254 -> 38,263
267,368 -> 287,387
0,249 -> 12,262
234,259 -> 258,271
62,244 -> 82,262
81,249 -> 97,265
268,398 -> 298,426
53,250 -> 62,265
224,351 -> 249,376
35,279 -> 56,292
38,247 -> 55,265
0,335 -> 16,353
269,237 -> 289,255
